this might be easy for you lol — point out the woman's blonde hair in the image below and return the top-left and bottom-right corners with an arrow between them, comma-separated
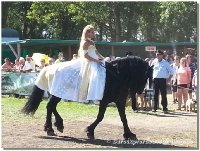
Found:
78,25 -> 94,57
180,57 -> 187,67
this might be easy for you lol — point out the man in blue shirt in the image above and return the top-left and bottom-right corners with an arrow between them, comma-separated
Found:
186,54 -> 196,99
151,50 -> 173,113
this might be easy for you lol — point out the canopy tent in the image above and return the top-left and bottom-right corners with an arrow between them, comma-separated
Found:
1,39 -> 198,63
2,28 -> 20,43
2,39 -> 198,47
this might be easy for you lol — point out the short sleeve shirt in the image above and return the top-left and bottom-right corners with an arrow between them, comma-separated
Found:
151,58 -> 173,79
177,66 -> 191,85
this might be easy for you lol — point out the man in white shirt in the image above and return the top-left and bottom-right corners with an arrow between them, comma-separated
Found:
23,57 -> 34,72
151,50 -> 173,113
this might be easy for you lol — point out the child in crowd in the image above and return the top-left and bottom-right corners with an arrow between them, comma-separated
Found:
142,58 -> 153,111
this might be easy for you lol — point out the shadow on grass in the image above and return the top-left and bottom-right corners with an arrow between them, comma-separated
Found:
137,110 -> 197,117
37,135 -> 190,148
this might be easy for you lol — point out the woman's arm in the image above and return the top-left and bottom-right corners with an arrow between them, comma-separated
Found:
83,42 -> 101,64
85,54 -> 101,64
95,50 -> 104,60
187,67 -> 191,84
1,63 -> 6,69
173,73 -> 177,85
188,73 -> 191,84
192,74 -> 195,87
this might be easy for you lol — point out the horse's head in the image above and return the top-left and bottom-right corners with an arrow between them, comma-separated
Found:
108,56 -> 153,95
128,56 -> 153,94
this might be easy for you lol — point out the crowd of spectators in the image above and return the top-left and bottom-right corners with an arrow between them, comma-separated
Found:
1,50 -> 197,112
1,52 -> 66,73
125,51 -> 197,113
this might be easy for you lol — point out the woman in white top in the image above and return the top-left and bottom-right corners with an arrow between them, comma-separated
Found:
170,56 -> 180,103
23,57 -> 34,72
35,25 -> 106,102
13,58 -> 21,71
78,25 -> 105,100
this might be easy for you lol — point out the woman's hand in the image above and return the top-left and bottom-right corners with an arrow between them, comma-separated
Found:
95,59 -> 102,64
98,58 -> 104,61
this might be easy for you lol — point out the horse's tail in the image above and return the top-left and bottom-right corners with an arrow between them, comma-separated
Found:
22,85 -> 44,115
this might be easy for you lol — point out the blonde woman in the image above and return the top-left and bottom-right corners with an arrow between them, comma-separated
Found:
36,25 -> 106,103
174,57 -> 191,110
78,25 -> 105,101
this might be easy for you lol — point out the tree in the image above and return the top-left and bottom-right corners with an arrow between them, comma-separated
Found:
1,2 -> 11,28
2,2 -> 197,42
3,2 -> 33,38
159,2 -> 197,42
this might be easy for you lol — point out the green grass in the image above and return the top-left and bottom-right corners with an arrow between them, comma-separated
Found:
1,94 -> 176,124
1,95 -> 122,123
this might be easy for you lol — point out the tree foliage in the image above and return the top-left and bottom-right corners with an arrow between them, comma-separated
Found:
2,1 -> 197,42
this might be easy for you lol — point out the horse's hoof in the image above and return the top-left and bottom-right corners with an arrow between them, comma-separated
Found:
47,130 -> 57,136
45,126 -> 56,136
86,132 -> 95,139
85,128 -> 95,139
57,127 -> 64,133
54,122 -> 64,133
123,133 -> 138,140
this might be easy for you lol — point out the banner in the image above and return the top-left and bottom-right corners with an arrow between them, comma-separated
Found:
1,72 -> 39,95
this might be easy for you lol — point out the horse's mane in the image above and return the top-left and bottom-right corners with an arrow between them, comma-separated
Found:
110,56 -> 147,68
104,56 -> 150,100
109,56 -> 149,76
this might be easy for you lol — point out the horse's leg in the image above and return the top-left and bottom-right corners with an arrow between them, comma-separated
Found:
116,100 -> 138,140
44,95 -> 60,136
86,100 -> 108,139
51,97 -> 64,133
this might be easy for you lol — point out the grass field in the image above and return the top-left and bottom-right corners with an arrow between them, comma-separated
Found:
1,94 -> 198,149
1,93 -> 183,123
1,95 -> 121,122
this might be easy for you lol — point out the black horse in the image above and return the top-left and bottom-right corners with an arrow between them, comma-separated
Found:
22,56 -> 153,140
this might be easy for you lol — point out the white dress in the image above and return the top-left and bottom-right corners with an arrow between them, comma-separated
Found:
35,45 -> 106,102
